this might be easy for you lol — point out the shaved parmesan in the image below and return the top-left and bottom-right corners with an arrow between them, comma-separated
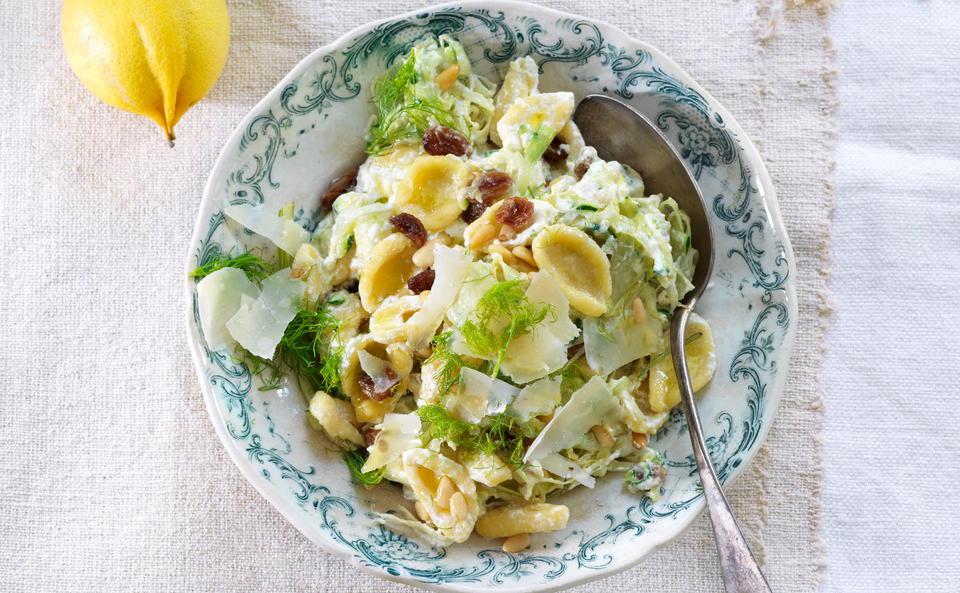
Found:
223,203 -> 309,255
196,267 -> 259,351
524,376 -> 622,463
500,331 -> 565,384
511,376 -> 561,421
406,244 -> 472,350
445,262 -> 497,326
449,368 -> 519,423
357,351 -> 400,394
500,271 -> 580,383
225,269 -> 305,359
583,287 -> 662,377
362,412 -> 421,472
538,453 -> 596,488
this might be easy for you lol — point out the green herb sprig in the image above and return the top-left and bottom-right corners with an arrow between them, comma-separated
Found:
425,331 -> 466,396
342,449 -> 385,486
460,280 -> 554,378
189,250 -> 273,282
365,51 -> 464,155
275,302 -> 344,397
416,405 -> 536,467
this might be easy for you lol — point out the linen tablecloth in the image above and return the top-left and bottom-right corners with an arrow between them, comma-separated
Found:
0,1 -> 834,591
823,1 -> 960,592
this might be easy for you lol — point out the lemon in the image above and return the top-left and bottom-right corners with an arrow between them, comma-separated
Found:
61,0 -> 230,144
648,312 -> 716,412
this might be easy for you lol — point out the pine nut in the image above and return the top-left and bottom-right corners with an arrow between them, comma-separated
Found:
415,501 -> 430,522
412,240 -> 436,268
498,224 -> 517,241
632,297 -> 647,324
467,222 -> 497,249
631,432 -> 648,450
502,533 -> 530,553
435,64 -> 460,91
511,260 -> 537,274
436,476 -> 455,509
591,424 -> 614,448
487,243 -> 518,266
512,245 -> 537,267
449,491 -> 467,520
418,290 -> 431,302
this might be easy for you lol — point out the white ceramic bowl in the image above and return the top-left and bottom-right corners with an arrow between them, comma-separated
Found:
185,2 -> 796,591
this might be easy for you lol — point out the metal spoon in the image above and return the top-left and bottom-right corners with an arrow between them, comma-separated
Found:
574,94 -> 773,593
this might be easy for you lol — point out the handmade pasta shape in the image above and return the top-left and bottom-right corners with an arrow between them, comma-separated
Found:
358,233 -> 418,311
490,56 -> 538,146
369,295 -> 422,344
496,93 -> 576,154
532,224 -> 611,317
648,313 -> 716,413
291,243 -> 330,303
342,337 -> 414,423
357,144 -> 422,198
402,448 -> 480,543
327,292 -> 364,342
392,155 -> 467,230
611,377 -> 670,435
460,450 -> 512,487
308,390 -> 363,446
475,503 -> 569,539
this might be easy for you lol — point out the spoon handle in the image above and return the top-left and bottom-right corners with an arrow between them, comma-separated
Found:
671,308 -> 773,593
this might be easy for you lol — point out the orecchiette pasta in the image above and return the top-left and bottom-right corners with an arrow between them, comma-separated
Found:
308,390 -> 363,446
531,224 -> 612,317
392,155 -> 467,230
489,56 -> 538,146
358,232 -> 418,311
475,503 -> 569,538
369,295 -> 422,344
356,144 -> 422,199
460,450 -> 512,487
342,336 -> 414,423
496,92 -> 576,155
402,448 -> 480,543
648,313 -> 716,412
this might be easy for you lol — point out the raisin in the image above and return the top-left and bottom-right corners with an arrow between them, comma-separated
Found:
494,197 -> 535,231
407,268 -> 435,294
574,157 -> 594,179
422,126 -> 470,156
319,168 -> 358,211
650,463 -> 667,483
358,368 -> 398,401
363,428 -> 381,447
461,198 -> 487,223
477,172 -> 512,203
542,136 -> 568,165
389,213 -> 428,247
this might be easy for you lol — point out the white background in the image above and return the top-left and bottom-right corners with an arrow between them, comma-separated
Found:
824,0 -> 960,591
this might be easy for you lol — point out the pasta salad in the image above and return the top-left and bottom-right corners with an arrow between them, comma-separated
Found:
193,35 -> 716,551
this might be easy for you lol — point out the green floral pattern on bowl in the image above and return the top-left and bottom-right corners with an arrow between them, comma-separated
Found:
184,2 -> 796,591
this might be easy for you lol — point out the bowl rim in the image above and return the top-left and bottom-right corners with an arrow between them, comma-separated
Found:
184,1 -> 798,591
